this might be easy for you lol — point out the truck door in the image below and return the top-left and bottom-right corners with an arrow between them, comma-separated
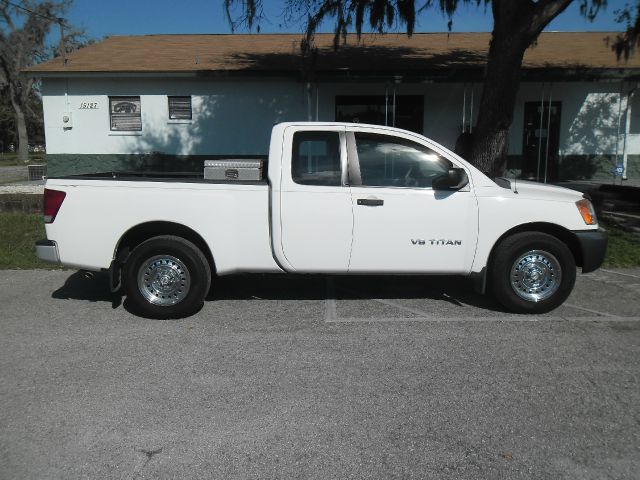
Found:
275,126 -> 353,272
347,129 -> 478,273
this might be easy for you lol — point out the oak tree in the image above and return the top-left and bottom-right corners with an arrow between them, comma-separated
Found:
0,0 -> 77,161
226,0 -> 607,176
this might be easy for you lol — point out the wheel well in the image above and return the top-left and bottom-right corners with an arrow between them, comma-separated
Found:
487,223 -> 583,270
115,221 -> 215,273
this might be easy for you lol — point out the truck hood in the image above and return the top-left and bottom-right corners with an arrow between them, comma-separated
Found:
505,180 -> 583,202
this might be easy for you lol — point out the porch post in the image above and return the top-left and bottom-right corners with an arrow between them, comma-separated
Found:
623,87 -> 635,181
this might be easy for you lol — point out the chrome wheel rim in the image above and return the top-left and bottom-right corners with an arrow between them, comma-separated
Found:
137,255 -> 191,306
510,250 -> 561,302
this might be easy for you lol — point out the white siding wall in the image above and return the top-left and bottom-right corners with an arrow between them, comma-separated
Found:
41,76 -> 638,157
512,82 -> 629,156
42,77 -> 309,155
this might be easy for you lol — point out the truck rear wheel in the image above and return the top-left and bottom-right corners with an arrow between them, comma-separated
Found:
124,235 -> 211,319
490,232 -> 576,314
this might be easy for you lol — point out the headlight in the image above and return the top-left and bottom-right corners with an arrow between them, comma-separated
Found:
576,198 -> 597,225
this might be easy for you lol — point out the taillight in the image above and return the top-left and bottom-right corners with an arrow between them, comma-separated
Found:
44,188 -> 66,223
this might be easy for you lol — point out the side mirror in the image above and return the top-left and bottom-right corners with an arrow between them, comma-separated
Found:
432,168 -> 469,190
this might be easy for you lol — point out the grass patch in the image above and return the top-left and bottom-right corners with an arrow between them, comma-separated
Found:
0,153 -> 46,167
0,213 -> 62,269
601,218 -> 640,268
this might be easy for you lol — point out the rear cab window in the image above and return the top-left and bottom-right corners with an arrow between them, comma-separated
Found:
292,132 -> 342,186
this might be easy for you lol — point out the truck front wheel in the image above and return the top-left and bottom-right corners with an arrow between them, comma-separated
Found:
123,235 -> 211,319
490,232 -> 576,314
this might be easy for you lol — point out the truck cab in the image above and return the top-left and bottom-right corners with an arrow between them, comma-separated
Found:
271,123 -> 481,275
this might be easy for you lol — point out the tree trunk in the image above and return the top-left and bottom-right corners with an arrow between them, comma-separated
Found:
469,0 -> 573,178
7,83 -> 29,162
469,33 -> 529,177
14,104 -> 29,162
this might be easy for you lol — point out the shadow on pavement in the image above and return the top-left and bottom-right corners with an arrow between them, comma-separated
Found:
51,271 -> 504,314
52,271 -> 122,309
208,274 -> 504,312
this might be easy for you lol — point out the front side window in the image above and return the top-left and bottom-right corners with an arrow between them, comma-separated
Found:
168,96 -> 192,120
354,133 -> 450,188
292,131 -> 342,186
109,96 -> 141,131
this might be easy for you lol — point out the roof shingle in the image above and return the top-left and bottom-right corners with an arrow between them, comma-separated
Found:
26,32 -> 638,76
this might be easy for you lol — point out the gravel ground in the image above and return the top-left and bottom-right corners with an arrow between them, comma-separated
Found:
0,166 -> 44,194
0,184 -> 44,194
1,268 -> 639,479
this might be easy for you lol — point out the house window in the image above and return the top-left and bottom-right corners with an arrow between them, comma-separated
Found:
109,96 -> 141,131
335,95 -> 424,134
168,96 -> 192,120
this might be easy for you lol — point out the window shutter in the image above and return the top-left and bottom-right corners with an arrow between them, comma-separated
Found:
109,96 -> 142,131
168,96 -> 192,120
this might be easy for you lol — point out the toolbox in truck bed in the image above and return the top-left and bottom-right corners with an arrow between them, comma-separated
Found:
204,159 -> 264,181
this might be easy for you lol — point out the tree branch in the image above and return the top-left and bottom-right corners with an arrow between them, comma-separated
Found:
0,3 -> 16,31
530,0 -> 573,36
612,1 -> 640,59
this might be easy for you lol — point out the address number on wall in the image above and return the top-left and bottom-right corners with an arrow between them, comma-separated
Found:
79,102 -> 98,109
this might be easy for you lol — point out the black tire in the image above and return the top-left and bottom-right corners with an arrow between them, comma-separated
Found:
124,235 -> 211,319
490,232 -> 576,314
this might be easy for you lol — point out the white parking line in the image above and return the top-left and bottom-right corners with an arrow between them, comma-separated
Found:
563,303 -> 620,318
369,298 -> 433,317
337,285 -> 473,316
325,280 -> 338,322
326,315 -> 552,323
600,269 -> 640,280
325,315 -> 640,323
323,280 -> 639,324
325,298 -> 338,323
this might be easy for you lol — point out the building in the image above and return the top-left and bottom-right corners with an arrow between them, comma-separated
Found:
26,32 -> 640,183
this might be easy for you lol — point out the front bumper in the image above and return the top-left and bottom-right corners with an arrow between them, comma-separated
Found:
573,229 -> 608,273
36,239 -> 60,264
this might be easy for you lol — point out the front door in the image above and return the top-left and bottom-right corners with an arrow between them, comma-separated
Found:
347,129 -> 478,273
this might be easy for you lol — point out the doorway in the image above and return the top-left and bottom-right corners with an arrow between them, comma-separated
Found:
335,95 -> 424,134
522,101 -> 562,182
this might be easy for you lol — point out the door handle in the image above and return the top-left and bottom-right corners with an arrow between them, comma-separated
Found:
357,198 -> 384,206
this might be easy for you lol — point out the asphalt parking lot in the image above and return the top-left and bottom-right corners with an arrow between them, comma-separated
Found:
1,268 -> 639,479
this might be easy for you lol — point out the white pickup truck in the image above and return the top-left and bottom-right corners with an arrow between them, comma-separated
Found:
37,122 -> 607,319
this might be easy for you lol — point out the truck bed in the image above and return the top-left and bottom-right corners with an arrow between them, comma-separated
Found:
43,175 -> 277,274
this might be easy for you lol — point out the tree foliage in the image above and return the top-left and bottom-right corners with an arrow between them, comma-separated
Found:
0,0 -> 82,160
226,1 -> 606,48
611,1 -> 640,59
225,0 -> 608,176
